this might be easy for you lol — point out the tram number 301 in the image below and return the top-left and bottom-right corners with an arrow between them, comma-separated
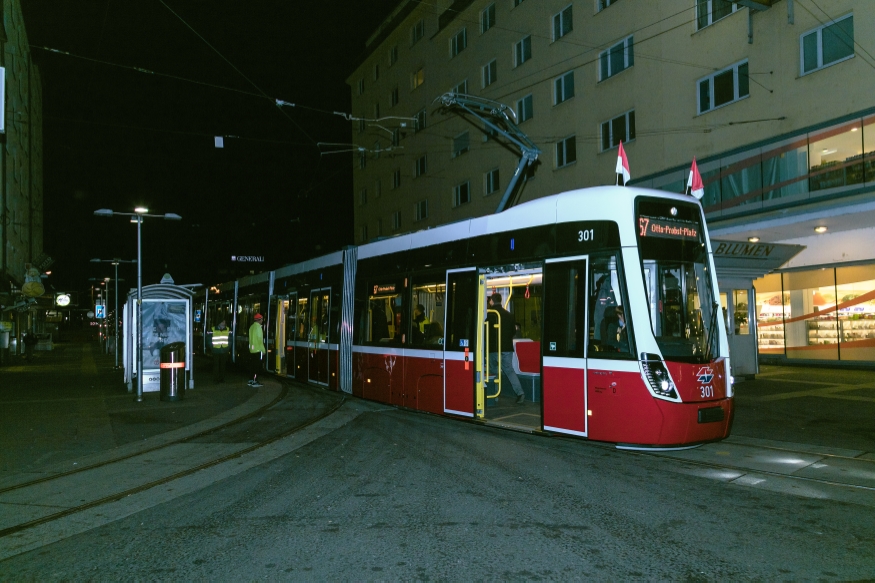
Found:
700,386 -> 714,398
578,229 -> 595,242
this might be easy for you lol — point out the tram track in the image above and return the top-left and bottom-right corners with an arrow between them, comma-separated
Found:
0,384 -> 290,497
0,381 -> 345,540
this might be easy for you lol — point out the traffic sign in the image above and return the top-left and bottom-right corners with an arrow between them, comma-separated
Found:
95,304 -> 106,319
194,309 -> 202,323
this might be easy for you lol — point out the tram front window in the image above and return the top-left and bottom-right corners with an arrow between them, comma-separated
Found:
637,198 -> 719,363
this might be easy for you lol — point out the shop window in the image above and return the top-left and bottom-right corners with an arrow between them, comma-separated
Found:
719,149 -> 762,211
754,273 -> 786,355
411,279 -> 446,348
835,265 -> 875,362
762,137 -> 809,203
782,269 -> 839,361
808,120 -> 863,193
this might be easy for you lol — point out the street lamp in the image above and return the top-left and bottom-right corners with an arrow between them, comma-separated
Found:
94,208 -> 182,401
91,259 -> 134,369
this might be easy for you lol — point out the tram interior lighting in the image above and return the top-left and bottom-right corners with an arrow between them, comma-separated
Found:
640,354 -> 679,401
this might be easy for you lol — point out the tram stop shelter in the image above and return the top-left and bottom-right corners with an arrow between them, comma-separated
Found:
122,282 -> 197,393
712,239 -> 804,380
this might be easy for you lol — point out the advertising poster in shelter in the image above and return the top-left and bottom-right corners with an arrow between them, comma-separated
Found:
141,299 -> 187,370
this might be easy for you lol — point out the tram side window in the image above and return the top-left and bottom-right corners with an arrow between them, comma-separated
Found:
363,282 -> 404,346
296,297 -> 309,341
589,252 -> 633,357
411,278 -> 446,347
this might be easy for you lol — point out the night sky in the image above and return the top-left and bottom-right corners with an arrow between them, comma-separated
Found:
21,1 -> 398,294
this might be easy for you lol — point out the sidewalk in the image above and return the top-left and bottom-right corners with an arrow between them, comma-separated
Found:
0,338 -> 266,477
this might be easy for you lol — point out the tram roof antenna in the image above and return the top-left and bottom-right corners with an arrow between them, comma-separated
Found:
436,92 -> 541,213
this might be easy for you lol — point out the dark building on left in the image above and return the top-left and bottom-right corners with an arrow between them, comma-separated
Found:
0,0 -> 46,357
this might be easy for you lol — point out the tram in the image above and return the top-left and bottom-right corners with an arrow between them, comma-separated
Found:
196,186 -> 733,447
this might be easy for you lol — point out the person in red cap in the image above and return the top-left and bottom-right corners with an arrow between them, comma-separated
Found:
248,313 -> 266,387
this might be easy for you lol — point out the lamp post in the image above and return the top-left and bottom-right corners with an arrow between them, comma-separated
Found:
91,258 -> 135,369
94,208 -> 181,401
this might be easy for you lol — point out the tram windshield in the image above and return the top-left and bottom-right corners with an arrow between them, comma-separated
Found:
636,198 -> 720,363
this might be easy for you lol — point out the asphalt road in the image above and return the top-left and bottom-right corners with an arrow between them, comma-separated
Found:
3,402 -> 874,580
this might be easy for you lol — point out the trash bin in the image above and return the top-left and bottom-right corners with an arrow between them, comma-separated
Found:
159,341 -> 187,402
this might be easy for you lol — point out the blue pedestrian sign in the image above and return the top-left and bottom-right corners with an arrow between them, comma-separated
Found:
95,304 -> 106,319
194,309 -> 202,323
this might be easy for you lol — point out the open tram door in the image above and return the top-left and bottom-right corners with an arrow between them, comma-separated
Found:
308,287 -> 330,385
266,295 -> 290,375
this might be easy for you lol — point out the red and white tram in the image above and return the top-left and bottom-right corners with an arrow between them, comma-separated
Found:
200,186 -> 733,447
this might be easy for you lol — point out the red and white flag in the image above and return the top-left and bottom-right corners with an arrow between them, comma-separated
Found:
616,141 -> 630,186
687,156 -> 704,200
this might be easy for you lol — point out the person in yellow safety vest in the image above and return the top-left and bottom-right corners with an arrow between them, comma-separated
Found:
211,320 -> 231,382
248,313 -> 265,387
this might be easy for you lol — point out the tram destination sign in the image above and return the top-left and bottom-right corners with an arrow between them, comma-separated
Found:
638,216 -> 699,241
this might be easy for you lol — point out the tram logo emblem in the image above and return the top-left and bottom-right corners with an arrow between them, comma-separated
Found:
696,367 -> 714,384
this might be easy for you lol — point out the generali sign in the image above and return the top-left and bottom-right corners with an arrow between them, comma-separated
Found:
231,256 -> 265,262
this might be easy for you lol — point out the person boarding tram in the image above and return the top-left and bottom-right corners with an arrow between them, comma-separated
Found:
486,292 -> 525,404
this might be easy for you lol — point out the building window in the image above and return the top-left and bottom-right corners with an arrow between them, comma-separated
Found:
451,28 -> 467,57
485,168 -> 500,194
359,151 -> 367,169
515,36 -> 532,67
482,59 -> 497,87
554,71 -> 574,104
481,4 -> 496,33
599,36 -> 633,81
556,135 -> 576,168
389,45 -> 398,66
358,118 -> 366,133
357,79 -> 364,95
412,20 -> 424,44
374,102 -> 380,119
453,131 -> 470,158
375,179 -> 382,198
514,0 -> 525,7
517,94 -> 533,122
453,79 -> 468,95
360,224 -> 368,242
377,219 -> 383,237
393,169 -> 401,189
415,109 -> 426,132
598,0 -> 618,11
696,0 -> 740,30
391,128 -> 400,147
414,154 -> 427,177
453,182 -> 471,207
392,211 -> 402,231
553,5 -> 572,41
801,14 -> 854,75
600,110 -> 635,151
359,188 -> 368,206
373,63 -> 380,81
412,68 -> 424,90
415,199 -> 429,221
698,60 -> 749,114
390,87 -> 399,107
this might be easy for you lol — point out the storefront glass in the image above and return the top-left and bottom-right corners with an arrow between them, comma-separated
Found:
755,273 -> 785,354
835,265 -> 875,362
808,120 -> 864,193
754,266 -> 875,363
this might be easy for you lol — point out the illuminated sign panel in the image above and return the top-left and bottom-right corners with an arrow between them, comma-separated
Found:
55,293 -> 71,307
372,283 -> 397,295
638,216 -> 699,241
231,256 -> 265,262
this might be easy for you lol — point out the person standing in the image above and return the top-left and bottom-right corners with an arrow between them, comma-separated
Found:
486,293 -> 525,404
23,330 -> 38,361
211,319 -> 231,382
248,313 -> 266,387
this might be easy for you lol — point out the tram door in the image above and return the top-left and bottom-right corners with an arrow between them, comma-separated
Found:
443,269 -> 478,417
308,288 -> 330,385
541,256 -> 589,437
267,296 -> 288,374
284,292 -> 298,378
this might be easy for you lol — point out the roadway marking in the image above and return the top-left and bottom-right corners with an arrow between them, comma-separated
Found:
756,382 -> 875,402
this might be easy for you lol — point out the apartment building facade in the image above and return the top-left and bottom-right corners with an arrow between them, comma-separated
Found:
347,0 -> 874,366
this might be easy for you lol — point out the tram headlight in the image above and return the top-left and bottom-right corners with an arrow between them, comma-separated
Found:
640,356 -> 680,402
